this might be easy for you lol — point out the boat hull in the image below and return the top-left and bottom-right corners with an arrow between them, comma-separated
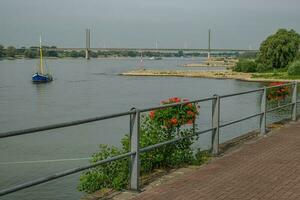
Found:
32,73 -> 53,83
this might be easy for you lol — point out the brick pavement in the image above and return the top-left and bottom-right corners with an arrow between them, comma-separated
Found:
132,121 -> 300,200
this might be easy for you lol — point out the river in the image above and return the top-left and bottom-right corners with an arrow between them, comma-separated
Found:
0,58 -> 294,200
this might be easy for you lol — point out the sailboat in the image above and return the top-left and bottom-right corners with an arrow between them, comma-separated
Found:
32,36 -> 53,83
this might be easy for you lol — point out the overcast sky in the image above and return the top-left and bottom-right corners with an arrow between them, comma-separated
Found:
0,0 -> 299,49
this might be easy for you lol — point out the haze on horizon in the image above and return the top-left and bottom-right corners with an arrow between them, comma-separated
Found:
0,0 -> 299,49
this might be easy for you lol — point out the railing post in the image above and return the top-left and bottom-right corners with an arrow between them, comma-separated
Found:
212,95 -> 220,155
292,81 -> 297,121
260,87 -> 267,135
192,103 -> 196,135
129,108 -> 140,191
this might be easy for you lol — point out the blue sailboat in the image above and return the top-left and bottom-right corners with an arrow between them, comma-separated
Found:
32,37 -> 53,83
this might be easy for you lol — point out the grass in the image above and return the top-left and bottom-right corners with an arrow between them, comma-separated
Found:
251,71 -> 300,80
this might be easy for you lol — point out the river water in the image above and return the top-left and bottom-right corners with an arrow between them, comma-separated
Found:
0,58 -> 295,200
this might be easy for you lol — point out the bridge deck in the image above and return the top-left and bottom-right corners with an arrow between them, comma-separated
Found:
124,120 -> 300,200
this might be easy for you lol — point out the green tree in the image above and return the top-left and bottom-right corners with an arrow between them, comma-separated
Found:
24,49 -> 38,58
177,50 -> 184,57
257,29 -> 300,70
233,59 -> 257,72
17,47 -> 26,55
44,49 -> 58,57
70,51 -> 80,57
0,45 -> 4,57
6,46 -> 17,57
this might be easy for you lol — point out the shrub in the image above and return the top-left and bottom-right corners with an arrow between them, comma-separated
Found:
78,97 -> 208,194
233,59 -> 257,72
288,60 -> 300,76
78,145 -> 129,193
256,63 -> 273,73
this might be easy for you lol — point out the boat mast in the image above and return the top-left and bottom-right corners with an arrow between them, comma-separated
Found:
140,51 -> 144,68
39,35 -> 45,74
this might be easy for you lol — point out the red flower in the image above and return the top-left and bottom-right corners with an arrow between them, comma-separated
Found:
187,103 -> 193,108
169,97 -> 181,103
187,110 -> 195,117
170,118 -> 178,125
149,111 -> 155,119
183,98 -> 189,102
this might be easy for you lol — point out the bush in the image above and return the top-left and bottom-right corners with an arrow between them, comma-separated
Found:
78,145 -> 129,193
78,97 -> 209,194
256,63 -> 273,73
233,59 -> 257,72
288,60 -> 300,75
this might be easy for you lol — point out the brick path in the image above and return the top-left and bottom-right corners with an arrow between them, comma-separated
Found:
132,121 -> 300,200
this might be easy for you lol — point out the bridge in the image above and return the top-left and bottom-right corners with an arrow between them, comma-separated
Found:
45,29 -> 259,59
46,47 -> 258,53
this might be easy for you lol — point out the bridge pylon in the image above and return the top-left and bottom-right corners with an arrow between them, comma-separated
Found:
208,29 -> 211,60
85,28 -> 90,59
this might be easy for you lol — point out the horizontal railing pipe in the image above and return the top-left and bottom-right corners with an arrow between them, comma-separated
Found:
220,113 -> 263,128
140,128 -> 213,153
219,88 -> 264,99
140,97 -> 216,113
0,110 -> 136,139
0,151 -> 135,197
266,103 -> 294,113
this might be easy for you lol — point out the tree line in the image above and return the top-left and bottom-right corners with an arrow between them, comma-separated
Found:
0,45 -> 59,58
0,45 -> 238,59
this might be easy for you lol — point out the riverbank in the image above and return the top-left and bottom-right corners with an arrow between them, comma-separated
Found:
183,57 -> 238,68
121,69 -> 300,82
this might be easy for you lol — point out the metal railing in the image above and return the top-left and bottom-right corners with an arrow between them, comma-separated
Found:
0,82 -> 298,196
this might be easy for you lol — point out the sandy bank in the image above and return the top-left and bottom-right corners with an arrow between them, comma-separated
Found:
121,69 -> 300,82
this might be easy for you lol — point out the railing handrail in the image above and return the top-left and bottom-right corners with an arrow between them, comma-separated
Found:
0,97 -> 216,139
0,83 -> 292,139
0,81 -> 298,197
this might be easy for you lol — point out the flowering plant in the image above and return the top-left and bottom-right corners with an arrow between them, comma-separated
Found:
79,97 -> 208,194
267,82 -> 290,101
149,97 -> 199,128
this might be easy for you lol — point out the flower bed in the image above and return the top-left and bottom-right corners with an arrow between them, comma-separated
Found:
267,82 -> 290,101
149,97 -> 200,128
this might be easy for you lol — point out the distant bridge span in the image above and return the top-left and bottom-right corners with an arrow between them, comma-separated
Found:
45,47 -> 258,53
45,29 -> 258,59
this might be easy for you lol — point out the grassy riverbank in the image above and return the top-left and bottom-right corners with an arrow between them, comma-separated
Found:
121,69 -> 300,82
252,72 -> 300,80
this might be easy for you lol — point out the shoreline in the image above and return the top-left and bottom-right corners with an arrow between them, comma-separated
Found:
121,69 -> 300,82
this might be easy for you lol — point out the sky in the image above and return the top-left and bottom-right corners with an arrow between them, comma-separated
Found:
0,0 -> 300,49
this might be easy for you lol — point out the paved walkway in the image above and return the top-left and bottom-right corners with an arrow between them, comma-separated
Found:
132,121 -> 300,200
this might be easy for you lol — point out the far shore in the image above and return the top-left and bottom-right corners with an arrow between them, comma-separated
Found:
121,69 -> 300,82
